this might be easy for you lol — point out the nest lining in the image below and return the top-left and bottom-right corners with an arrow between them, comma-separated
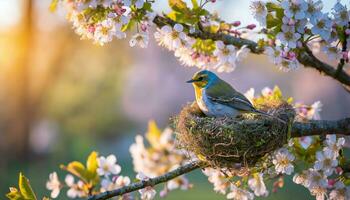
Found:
173,100 -> 295,169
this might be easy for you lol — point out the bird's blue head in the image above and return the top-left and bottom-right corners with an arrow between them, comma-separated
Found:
186,70 -> 218,88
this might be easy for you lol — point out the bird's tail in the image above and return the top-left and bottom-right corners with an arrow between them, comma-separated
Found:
253,109 -> 287,124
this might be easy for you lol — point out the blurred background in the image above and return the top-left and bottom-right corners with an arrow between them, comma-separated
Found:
0,0 -> 350,199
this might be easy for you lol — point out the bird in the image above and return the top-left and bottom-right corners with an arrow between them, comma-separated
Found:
187,70 -> 285,122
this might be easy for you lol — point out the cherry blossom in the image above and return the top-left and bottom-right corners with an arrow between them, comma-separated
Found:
97,154 -> 122,176
46,172 -> 61,198
272,148 -> 295,175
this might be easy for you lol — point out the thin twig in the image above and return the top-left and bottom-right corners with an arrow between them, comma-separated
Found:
88,161 -> 206,200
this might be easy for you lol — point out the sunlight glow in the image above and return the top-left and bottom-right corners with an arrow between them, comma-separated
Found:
0,0 -> 21,29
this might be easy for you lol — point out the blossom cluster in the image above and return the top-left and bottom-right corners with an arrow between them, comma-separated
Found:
252,0 -> 350,71
293,135 -> 348,200
154,23 -> 250,72
56,0 -> 350,73
45,121 -> 192,200
130,121 -> 192,197
46,153 -> 132,199
60,0 -> 154,46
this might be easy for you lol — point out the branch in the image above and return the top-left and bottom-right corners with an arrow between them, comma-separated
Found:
88,117 -> 350,200
299,45 -> 350,88
291,118 -> 350,137
88,160 -> 206,200
153,15 -> 350,88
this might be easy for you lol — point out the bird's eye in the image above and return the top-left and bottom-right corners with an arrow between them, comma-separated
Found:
198,77 -> 203,81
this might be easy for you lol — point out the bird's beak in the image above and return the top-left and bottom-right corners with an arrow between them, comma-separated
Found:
186,79 -> 196,83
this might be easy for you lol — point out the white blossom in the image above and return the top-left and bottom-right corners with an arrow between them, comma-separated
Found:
214,41 -> 237,64
305,0 -> 323,19
272,148 -> 295,175
167,176 -> 192,191
314,149 -> 338,176
202,168 -> 230,194
248,173 -> 268,197
310,13 -> 332,41
236,45 -> 250,62
332,1 -> 350,27
101,176 -> 131,192
65,175 -> 85,198
310,185 -> 327,200
329,181 -> 350,200
305,169 -> 327,188
299,136 -> 313,149
129,33 -> 149,48
213,41 -> 238,72
322,45 -> 341,61
46,172 -> 61,198
244,88 -> 255,102
277,25 -> 301,49
309,101 -> 322,120
97,154 -> 122,176
293,171 -> 309,187
227,185 -> 254,200
324,135 -> 345,158
250,1 -> 267,26
281,0 -> 308,20
265,46 -> 283,65
279,57 -> 300,71
154,24 -> 186,51
261,87 -> 273,97
139,186 -> 156,200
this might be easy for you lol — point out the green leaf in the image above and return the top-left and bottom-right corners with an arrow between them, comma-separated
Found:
266,2 -> 282,12
266,2 -> 284,19
168,0 -> 189,13
191,0 -> 199,9
49,0 -> 59,12
18,173 -> 37,200
266,14 -> 280,29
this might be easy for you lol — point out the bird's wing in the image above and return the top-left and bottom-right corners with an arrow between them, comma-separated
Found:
206,79 -> 256,112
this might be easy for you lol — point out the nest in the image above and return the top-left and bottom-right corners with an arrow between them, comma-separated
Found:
173,100 -> 296,169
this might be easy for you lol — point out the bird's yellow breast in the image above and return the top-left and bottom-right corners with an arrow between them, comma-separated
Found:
194,85 -> 203,102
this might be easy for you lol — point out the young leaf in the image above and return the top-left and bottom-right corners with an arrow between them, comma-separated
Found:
272,85 -> 283,99
49,0 -> 59,12
18,173 -> 37,200
62,161 -> 87,181
6,187 -> 23,200
191,0 -> 199,9
86,151 -> 99,184
146,120 -> 162,148
168,0 -> 190,13
86,151 -> 98,173
266,14 -> 280,29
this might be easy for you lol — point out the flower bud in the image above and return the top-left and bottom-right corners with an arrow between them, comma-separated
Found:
345,29 -> 350,35
246,24 -> 256,30
232,21 -> 241,27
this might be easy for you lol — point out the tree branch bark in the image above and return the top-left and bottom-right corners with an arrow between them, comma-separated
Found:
153,15 -> 350,88
291,118 -> 350,137
88,117 -> 350,200
88,161 -> 206,200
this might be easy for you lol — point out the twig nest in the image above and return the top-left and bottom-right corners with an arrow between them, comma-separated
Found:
174,100 -> 295,169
